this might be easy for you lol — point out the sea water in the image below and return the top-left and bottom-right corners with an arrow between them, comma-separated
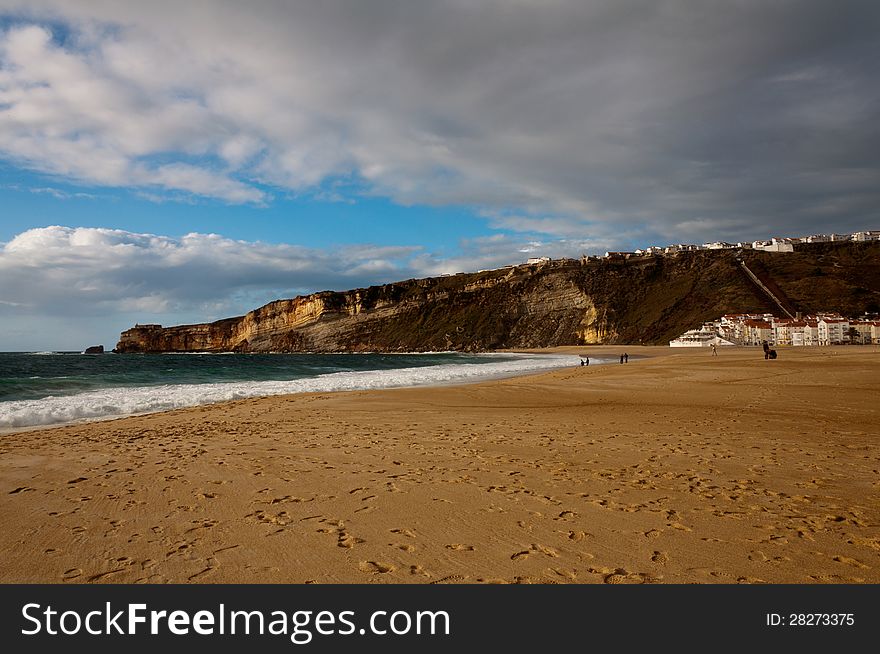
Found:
0,351 -> 590,429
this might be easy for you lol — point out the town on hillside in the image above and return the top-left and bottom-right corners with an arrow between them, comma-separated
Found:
670,313 -> 880,348
598,229 -> 880,261
468,229 -> 880,273
514,229 -> 879,268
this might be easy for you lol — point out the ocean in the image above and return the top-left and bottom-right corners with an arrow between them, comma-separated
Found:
0,351 -> 588,429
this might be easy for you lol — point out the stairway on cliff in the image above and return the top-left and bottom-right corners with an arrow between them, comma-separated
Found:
736,255 -> 799,318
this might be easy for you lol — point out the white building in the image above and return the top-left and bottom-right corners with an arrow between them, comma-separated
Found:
703,241 -> 734,250
788,321 -> 805,346
773,318 -> 793,345
717,313 -> 774,344
669,326 -> 734,347
790,321 -> 819,346
755,237 -> 795,253
743,319 -> 774,345
817,317 -> 850,345
805,322 -> 820,345
849,321 -> 880,344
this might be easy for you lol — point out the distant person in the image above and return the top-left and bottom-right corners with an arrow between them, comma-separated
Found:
620,354 -> 624,364
769,349 -> 778,360
624,353 -> 628,363
584,357 -> 589,366
580,358 -> 585,366
762,340 -> 770,359
711,343 -> 717,356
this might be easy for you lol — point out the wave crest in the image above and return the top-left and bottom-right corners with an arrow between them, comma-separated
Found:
0,354 -> 586,428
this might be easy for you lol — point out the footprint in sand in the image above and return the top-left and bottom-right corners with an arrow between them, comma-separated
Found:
337,532 -> 365,548
601,569 -> 658,584
410,565 -> 431,577
548,568 -> 578,581
446,544 -> 475,551
9,486 -> 34,494
833,555 -> 869,569
848,536 -> 880,551
651,551 -> 670,564
359,561 -> 395,574
532,544 -> 559,557
392,543 -> 416,552
390,528 -> 417,538
511,544 -> 559,560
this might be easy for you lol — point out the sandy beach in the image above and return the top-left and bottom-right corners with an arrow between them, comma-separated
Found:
1,345 -> 878,584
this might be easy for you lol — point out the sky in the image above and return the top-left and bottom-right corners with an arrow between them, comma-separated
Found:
1,0 -> 879,350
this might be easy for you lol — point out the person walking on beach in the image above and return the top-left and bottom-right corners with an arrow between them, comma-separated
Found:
711,343 -> 717,356
624,353 -> 628,363
620,354 -> 624,364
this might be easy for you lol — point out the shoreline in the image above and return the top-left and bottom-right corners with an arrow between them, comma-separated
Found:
0,347 -> 652,435
0,344 -> 862,436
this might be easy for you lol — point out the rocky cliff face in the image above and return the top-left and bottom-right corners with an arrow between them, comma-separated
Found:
116,242 -> 880,352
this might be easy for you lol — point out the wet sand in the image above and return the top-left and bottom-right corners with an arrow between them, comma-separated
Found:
1,345 -> 878,583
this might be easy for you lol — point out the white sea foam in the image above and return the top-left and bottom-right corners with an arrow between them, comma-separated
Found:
0,354 -> 588,429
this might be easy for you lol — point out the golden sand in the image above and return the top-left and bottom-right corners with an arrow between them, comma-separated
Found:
1,346 -> 878,584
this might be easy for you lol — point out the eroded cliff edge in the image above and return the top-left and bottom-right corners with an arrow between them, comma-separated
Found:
116,242 -> 880,352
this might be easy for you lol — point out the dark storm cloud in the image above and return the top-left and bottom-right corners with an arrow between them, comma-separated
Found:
0,1 -> 878,242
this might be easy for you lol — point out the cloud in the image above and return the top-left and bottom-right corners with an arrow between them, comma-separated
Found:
0,1 -> 878,241
28,186 -> 100,200
0,226 -> 427,318
0,224 -> 603,349
0,23 -> 265,204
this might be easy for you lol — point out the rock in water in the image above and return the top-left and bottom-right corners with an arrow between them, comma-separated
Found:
83,345 -> 104,354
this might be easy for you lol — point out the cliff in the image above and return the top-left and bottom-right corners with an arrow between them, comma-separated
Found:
116,242 -> 880,352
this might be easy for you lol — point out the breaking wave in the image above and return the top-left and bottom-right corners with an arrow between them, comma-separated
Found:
0,354 -> 582,428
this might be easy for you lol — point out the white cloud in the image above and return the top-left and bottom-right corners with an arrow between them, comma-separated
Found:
0,1 -> 878,239
27,186 -> 99,199
0,224 -> 608,348
0,226 -> 424,317
0,23 -> 266,204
